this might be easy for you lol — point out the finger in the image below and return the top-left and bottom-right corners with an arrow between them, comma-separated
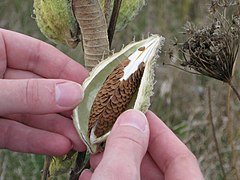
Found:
6,113 -> 86,152
89,153 -> 103,169
0,29 -> 88,83
146,111 -> 204,180
141,152 -> 164,180
90,152 -> 163,180
4,68 -> 41,79
3,68 -> 73,118
0,79 -> 83,115
91,109 -> 149,180
60,110 -> 73,118
79,169 -> 93,180
0,118 -> 72,155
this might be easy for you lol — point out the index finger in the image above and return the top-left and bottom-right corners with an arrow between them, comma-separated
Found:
146,111 -> 204,179
0,29 -> 88,83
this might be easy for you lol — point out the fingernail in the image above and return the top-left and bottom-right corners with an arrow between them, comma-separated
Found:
55,82 -> 84,107
117,110 -> 147,132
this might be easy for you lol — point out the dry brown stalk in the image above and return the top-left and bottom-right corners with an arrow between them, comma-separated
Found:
227,82 -> 240,179
208,87 -> 226,179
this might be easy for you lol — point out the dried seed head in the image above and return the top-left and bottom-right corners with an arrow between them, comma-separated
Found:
88,59 -> 145,143
181,17 -> 240,83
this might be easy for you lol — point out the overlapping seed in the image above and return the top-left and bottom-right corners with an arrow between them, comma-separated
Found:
88,59 -> 145,138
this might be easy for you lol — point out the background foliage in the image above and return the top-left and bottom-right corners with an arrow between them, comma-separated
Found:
0,0 -> 240,179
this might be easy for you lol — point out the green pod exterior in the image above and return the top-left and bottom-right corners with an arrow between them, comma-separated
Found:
33,0 -> 80,48
114,0 -> 146,30
73,35 -> 165,153
100,0 -> 146,31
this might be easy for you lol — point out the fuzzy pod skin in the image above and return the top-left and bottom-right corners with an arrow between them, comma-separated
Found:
33,0 -> 80,48
113,0 -> 146,31
73,35 -> 165,153
100,0 -> 146,31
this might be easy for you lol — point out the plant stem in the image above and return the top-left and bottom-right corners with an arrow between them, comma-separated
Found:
207,87 -> 226,179
108,0 -> 122,47
41,155 -> 51,180
69,151 -> 89,180
227,83 -> 240,179
228,81 -> 240,102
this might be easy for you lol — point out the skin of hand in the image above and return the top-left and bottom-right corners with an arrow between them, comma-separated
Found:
79,110 -> 204,180
0,28 -> 89,156
0,28 -> 204,180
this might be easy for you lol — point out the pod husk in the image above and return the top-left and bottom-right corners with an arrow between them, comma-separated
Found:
73,35 -> 165,153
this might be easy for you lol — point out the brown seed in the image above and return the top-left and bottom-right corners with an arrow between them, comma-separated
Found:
88,59 -> 145,139
138,47 -> 145,51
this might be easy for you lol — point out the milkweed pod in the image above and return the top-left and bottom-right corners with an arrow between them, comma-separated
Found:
73,35 -> 165,153
115,0 -> 146,30
100,0 -> 146,31
33,0 -> 80,48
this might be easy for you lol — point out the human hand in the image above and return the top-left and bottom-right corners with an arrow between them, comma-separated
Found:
0,29 -> 88,156
80,110 -> 204,180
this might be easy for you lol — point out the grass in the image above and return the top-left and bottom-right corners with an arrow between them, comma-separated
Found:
0,0 -> 240,179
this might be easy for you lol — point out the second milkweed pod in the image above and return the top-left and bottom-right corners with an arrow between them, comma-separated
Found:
99,0 -> 146,31
33,0 -> 80,48
73,35 -> 165,153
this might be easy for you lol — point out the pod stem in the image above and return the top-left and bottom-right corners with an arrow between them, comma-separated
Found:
228,81 -> 240,102
69,151 -> 89,180
108,0 -> 122,47
41,155 -> 51,180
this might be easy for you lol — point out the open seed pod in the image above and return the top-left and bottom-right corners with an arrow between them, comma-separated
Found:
73,35 -> 165,153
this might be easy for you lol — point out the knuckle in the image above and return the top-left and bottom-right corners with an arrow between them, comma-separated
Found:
26,41 -> 41,72
25,79 -> 41,110
177,151 -> 197,162
166,151 -> 198,171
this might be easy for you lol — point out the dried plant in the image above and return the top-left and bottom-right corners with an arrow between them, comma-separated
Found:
178,8 -> 240,100
170,1 -> 240,179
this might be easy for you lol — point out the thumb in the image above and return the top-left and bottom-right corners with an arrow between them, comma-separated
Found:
92,109 -> 149,180
0,79 -> 84,115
